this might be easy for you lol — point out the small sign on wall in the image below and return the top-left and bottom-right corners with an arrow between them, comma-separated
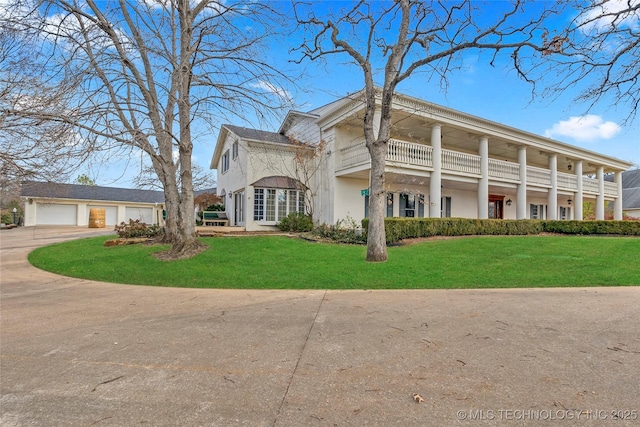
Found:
361,189 -> 369,196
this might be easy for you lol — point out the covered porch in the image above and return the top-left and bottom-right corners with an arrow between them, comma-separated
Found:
335,135 -> 624,221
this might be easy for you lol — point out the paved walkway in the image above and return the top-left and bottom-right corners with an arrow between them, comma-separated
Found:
1,227 -> 639,426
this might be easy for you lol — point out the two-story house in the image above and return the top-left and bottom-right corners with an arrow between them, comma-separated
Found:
211,89 -> 632,231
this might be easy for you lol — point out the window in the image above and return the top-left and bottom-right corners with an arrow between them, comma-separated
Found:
254,188 -> 305,222
530,204 -> 545,219
441,196 -> 452,218
400,193 -> 416,217
386,193 -> 394,217
364,195 -> 369,218
232,141 -> 239,159
254,189 -> 264,220
221,150 -> 230,173
559,206 -> 571,220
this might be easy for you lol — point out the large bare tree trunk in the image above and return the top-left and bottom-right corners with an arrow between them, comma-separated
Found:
366,141 -> 388,261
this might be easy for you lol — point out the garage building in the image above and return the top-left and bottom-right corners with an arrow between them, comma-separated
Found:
21,181 -> 165,227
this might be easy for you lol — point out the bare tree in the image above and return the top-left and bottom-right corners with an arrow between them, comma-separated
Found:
294,0 -> 567,262
0,24 -> 92,183
3,0 -> 294,258
134,163 -> 215,192
535,0 -> 640,124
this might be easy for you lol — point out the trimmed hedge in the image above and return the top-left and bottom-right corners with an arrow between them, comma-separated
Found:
361,217 -> 640,244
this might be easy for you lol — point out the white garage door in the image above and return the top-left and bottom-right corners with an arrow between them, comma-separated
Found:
125,207 -> 153,224
36,203 -> 77,225
87,206 -> 118,226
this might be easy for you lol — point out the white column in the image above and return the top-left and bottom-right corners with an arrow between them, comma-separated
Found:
575,161 -> 583,220
614,171 -> 623,220
478,136 -> 489,219
429,124 -> 442,218
517,146 -> 527,219
548,154 -> 557,220
596,166 -> 605,220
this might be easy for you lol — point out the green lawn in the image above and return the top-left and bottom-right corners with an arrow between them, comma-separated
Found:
28,235 -> 640,289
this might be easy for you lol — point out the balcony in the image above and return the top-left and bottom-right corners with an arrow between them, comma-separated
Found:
337,138 -> 618,197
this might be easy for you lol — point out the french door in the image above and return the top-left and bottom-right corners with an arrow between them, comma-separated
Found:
234,191 -> 245,226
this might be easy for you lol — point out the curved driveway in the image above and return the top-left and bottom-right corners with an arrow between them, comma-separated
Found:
1,227 -> 639,426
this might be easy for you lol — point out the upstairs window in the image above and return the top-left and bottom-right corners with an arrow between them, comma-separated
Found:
221,150 -> 230,173
232,141 -> 239,159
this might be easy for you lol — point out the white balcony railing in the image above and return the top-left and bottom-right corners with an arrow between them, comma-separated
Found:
337,138 -> 619,198
339,142 -> 369,169
527,166 -> 552,187
442,149 -> 481,175
583,177 -> 600,194
557,172 -> 578,191
387,139 -> 433,167
604,181 -> 618,197
489,159 -> 520,182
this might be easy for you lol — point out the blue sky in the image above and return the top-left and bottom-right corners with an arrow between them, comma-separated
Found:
82,1 -> 639,188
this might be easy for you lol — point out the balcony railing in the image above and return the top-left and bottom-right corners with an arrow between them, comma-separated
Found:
387,139 -> 432,167
339,142 -> 369,168
557,172 -> 578,191
526,166 -> 552,187
604,180 -> 617,196
337,138 -> 619,197
442,149 -> 481,175
489,159 -> 520,182
583,177 -> 600,194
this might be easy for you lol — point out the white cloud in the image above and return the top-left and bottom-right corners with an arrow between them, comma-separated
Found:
544,115 -> 621,142
578,0 -> 640,33
250,80 -> 293,103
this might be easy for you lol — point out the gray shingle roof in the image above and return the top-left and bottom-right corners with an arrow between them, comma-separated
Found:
622,169 -> 640,190
21,181 -> 165,204
223,124 -> 292,145
623,188 -> 640,209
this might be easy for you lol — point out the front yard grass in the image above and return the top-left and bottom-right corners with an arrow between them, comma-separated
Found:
28,235 -> 640,289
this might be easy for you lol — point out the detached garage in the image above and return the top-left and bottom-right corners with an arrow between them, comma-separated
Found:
21,181 -> 165,227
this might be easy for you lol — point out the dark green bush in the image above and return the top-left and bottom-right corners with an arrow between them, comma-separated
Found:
114,219 -> 164,238
1,212 -> 13,224
543,220 -> 640,236
206,204 -> 225,212
360,217 -> 640,244
277,212 -> 314,232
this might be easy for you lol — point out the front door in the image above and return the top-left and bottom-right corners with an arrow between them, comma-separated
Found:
234,191 -> 245,226
488,195 -> 504,219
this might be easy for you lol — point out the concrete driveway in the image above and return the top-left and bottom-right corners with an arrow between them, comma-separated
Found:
1,226 -> 639,426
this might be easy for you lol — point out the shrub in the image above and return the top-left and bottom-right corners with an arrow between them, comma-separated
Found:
277,212 -> 314,232
1,212 -> 13,224
114,219 -> 164,238
312,217 -> 366,244
359,217 -> 640,244
206,204 -> 225,212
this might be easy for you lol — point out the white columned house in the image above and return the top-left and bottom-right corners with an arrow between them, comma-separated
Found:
211,89 -> 632,231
